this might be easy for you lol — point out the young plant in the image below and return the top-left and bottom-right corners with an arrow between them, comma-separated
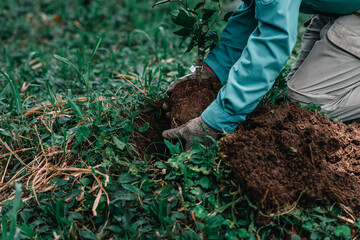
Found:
153,0 -> 233,82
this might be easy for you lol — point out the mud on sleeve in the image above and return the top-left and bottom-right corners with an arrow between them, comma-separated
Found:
202,0 -> 302,133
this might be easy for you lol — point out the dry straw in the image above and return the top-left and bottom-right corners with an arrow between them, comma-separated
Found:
0,97 -> 112,229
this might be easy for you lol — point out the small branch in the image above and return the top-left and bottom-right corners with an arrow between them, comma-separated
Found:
205,9 -> 222,34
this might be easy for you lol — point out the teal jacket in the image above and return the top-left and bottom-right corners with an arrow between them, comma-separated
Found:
202,0 -> 360,133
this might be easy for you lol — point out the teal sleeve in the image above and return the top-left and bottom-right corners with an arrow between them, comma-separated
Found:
300,0 -> 360,15
204,1 -> 258,84
202,0 -> 302,133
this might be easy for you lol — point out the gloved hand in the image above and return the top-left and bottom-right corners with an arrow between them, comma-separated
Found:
162,116 -> 221,149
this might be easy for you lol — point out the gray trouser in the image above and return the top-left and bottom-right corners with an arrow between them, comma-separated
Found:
287,12 -> 360,121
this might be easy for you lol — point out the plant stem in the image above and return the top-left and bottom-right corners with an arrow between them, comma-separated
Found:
196,29 -> 205,83
206,9 -> 222,34
196,0 -> 206,82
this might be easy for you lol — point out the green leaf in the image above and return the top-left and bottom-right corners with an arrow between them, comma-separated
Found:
186,41 -> 195,53
206,215 -> 226,229
0,129 -> 12,137
106,225 -> 122,233
113,136 -> 126,150
310,231 -> 323,239
139,122 -> 150,132
153,0 -> 172,8
171,9 -> 196,29
182,231 -> 201,240
179,162 -> 188,179
58,116 -> 71,124
122,183 -> 145,197
77,126 -> 91,141
291,235 -> 301,240
198,176 -> 211,189
164,139 -> 181,155
173,28 -> 193,37
154,161 -> 168,169
202,9 -> 217,21
354,218 -> 360,228
206,31 -> 219,42
334,225 -> 351,239
69,212 -> 84,221
194,2 -> 204,10
193,205 -> 208,220
64,189 -> 83,200
80,177 -> 92,186
79,230 -> 98,240
118,174 -> 138,184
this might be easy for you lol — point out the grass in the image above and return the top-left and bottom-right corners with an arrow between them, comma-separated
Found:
0,0 -> 359,239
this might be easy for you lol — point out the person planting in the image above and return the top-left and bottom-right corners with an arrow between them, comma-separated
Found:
162,0 -> 360,147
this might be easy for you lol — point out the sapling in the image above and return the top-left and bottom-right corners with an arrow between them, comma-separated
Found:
153,0 -> 233,82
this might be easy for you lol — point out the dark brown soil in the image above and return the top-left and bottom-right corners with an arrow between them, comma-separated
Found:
165,77 -> 360,217
221,103 -> 360,216
133,105 -> 171,158
166,77 -> 222,128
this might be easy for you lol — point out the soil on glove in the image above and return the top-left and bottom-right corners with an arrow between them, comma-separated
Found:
221,103 -> 360,216
166,77 -> 222,128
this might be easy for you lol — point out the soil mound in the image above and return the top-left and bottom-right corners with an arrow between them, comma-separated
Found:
166,76 -> 222,128
221,103 -> 360,216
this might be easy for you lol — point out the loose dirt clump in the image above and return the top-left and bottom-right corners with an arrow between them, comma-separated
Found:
221,103 -> 360,216
166,77 -> 222,128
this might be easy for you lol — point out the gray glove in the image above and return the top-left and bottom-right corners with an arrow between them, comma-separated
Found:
162,116 -> 220,149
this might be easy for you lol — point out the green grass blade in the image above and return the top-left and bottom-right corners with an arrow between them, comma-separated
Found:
2,215 -> 8,240
24,52 -> 37,72
0,83 -> 10,99
46,80 -> 56,108
9,182 -> 23,239
54,54 -> 85,83
66,96 -> 85,120
90,36 -> 102,62
97,100 -> 103,123
0,70 -> 22,114
129,29 -> 155,50
153,0 -> 172,8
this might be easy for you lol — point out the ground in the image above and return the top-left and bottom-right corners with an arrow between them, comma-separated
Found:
0,1 -> 360,239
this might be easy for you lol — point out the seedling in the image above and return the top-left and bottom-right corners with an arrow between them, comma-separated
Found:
153,0 -> 233,81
